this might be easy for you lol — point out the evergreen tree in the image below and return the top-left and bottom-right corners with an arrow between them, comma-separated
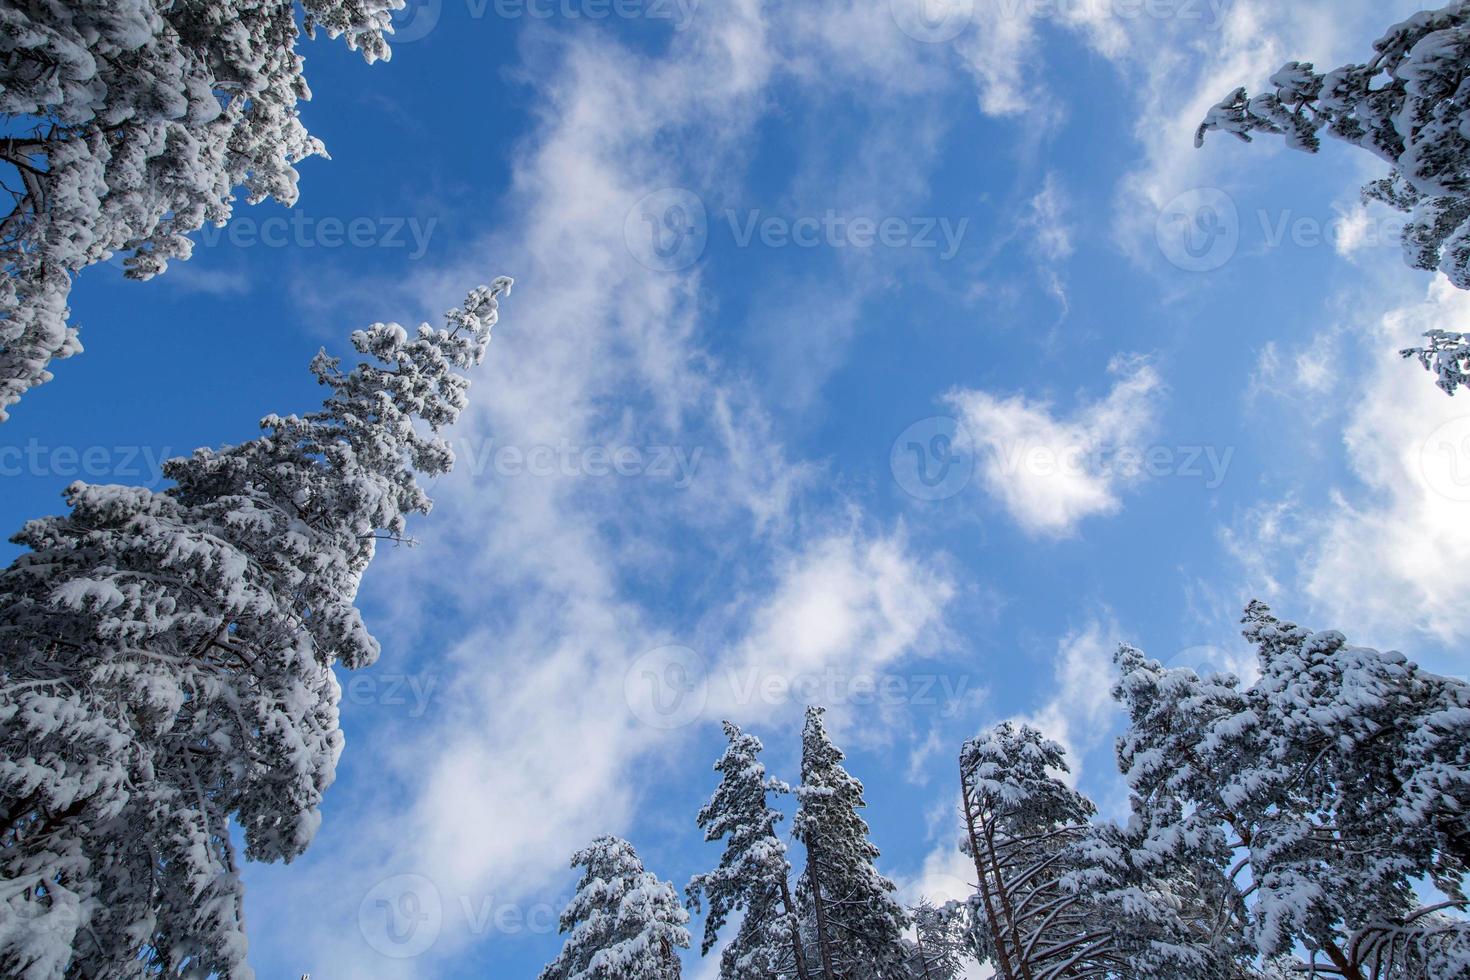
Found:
540,836 -> 691,980
959,723 -> 1123,980
792,706 -> 909,980
0,278 -> 513,977
1112,602 -> 1470,978
1194,1 -> 1470,394
902,900 -> 970,980
0,0 -> 402,419
687,721 -> 811,980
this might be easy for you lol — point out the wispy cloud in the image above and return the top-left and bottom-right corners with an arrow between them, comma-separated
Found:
1226,277 -> 1470,649
945,356 -> 1165,537
245,5 -> 965,975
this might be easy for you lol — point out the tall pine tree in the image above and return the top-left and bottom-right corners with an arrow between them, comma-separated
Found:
540,836 -> 691,980
0,278 -> 513,978
687,721 -> 810,980
792,706 -> 908,980
959,723 -> 1122,980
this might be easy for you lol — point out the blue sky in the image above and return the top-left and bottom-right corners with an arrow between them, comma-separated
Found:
5,1 -> 1470,976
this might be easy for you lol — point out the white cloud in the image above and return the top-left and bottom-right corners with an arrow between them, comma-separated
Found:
711,527 -> 957,737
1023,172 -> 1076,316
945,356 -> 1165,537
948,0 -> 1130,122
1025,173 -> 1075,263
1333,203 -> 1377,258
244,5 -> 962,975
1226,277 -> 1470,649
1302,279 -> 1470,646
1013,619 -> 1123,784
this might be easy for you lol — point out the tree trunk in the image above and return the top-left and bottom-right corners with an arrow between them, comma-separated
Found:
962,771 -> 1019,980
780,875 -> 813,980
981,820 -> 1035,980
805,846 -> 838,980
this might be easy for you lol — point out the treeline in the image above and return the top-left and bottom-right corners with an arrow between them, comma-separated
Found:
541,602 -> 1470,979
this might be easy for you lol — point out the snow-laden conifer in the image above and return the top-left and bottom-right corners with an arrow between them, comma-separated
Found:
540,836 -> 691,980
0,278 -> 512,978
687,721 -> 811,980
0,0 -> 402,419
902,900 -> 971,980
1112,602 -> 1470,977
792,706 -> 909,980
958,723 -> 1124,980
1195,2 -> 1470,393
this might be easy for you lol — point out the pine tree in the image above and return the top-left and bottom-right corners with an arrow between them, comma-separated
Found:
902,900 -> 970,980
687,721 -> 811,980
0,278 -> 513,978
792,706 -> 909,980
1194,1 -> 1470,394
958,722 -> 1123,980
0,0 -> 402,419
540,836 -> 691,980
1112,602 -> 1470,978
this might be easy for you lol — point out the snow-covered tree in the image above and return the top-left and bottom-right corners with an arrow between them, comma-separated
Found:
687,721 -> 811,980
1194,2 -> 1470,394
1112,602 -> 1470,978
902,900 -> 970,980
792,706 -> 909,980
0,0 -> 403,420
541,836 -> 691,980
0,278 -> 513,978
958,722 -> 1124,980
